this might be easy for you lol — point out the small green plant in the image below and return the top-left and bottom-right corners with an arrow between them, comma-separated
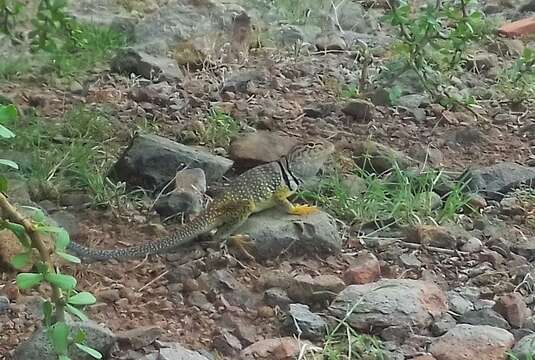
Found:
269,0 -> 330,25
300,290 -> 386,360
30,0 -> 78,52
0,0 -> 24,35
496,48 -> 535,104
0,104 -> 102,360
380,0 -> 492,106
0,55 -> 32,80
507,351 -> 534,360
44,23 -> 128,77
199,108 -> 241,148
338,84 -> 359,100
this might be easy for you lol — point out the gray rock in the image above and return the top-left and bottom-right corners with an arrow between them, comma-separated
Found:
49,210 -> 81,239
285,303 -> 327,340
264,288 -> 292,310
132,1 -> 222,54
341,175 -> 368,197
447,290 -> 475,315
352,140 -> 415,173
128,81 -> 176,106
511,333 -> 535,359
0,296 -> 9,314
459,308 -> 511,329
111,48 -> 184,82
342,99 -> 375,121
328,279 -> 448,332
187,291 -> 215,312
222,70 -> 265,93
157,343 -> 211,360
415,191 -> 442,210
13,320 -> 116,360
154,190 -> 203,217
460,237 -> 483,253
465,162 -> 535,201
429,324 -> 514,360
315,30 -> 346,51
337,2 -> 377,32
399,253 -> 422,268
465,52 -> 499,72
117,326 -> 164,349
432,313 -> 457,336
380,325 -> 411,344
110,133 -> 233,190
213,328 -> 242,356
397,94 -> 430,108
236,208 -> 341,261
303,103 -> 337,118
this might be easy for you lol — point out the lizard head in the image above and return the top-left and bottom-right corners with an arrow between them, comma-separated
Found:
286,139 -> 335,180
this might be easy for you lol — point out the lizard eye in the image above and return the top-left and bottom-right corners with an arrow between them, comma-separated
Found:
305,142 -> 317,148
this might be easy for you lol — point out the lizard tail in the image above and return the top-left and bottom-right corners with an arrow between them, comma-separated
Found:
67,212 -> 222,262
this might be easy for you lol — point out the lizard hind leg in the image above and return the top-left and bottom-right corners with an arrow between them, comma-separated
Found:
214,200 -> 256,260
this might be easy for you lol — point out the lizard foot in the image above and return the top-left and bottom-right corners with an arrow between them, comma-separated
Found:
228,234 -> 256,261
288,204 -> 319,216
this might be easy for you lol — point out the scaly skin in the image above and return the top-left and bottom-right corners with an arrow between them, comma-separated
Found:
67,139 -> 335,262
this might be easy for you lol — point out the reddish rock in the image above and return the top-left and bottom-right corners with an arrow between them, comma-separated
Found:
429,324 -> 514,360
229,131 -> 298,169
344,252 -> 381,285
498,17 -> 535,38
494,293 -> 531,328
412,355 -> 437,360
329,279 -> 448,331
240,337 -> 310,359
405,225 -> 469,249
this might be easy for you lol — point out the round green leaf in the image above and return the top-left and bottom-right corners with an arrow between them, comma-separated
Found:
0,158 -> 18,169
21,206 -> 46,222
4,221 -> 31,247
68,292 -> 96,306
0,175 -> 8,192
0,125 -> 15,139
56,251 -> 81,264
10,252 -> 31,270
66,303 -> 89,321
16,273 -> 44,289
75,343 -> 102,359
0,104 -> 17,123
45,273 -> 77,290
55,228 -> 71,250
48,322 -> 69,355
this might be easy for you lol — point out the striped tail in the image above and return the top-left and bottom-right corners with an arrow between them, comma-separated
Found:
66,212 -> 222,262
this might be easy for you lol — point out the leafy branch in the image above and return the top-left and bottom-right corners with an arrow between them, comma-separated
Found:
0,104 -> 102,360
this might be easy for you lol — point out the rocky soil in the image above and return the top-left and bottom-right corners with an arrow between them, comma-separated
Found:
2,0 -> 535,359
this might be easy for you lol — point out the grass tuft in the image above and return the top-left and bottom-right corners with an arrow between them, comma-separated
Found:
297,161 -> 471,227
0,105 -> 124,206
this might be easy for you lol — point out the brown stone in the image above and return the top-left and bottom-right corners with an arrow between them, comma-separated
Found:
240,337 -> 310,359
343,252 -> 381,285
412,355 -> 437,360
498,17 -> 535,38
405,225 -> 469,249
229,131 -> 299,170
429,324 -> 514,360
494,293 -> 531,328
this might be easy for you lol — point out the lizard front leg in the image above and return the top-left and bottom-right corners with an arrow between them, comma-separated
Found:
273,187 -> 319,216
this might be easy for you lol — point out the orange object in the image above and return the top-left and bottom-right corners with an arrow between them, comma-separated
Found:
498,16 -> 535,38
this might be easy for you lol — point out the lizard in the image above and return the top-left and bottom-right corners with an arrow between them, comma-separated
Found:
66,139 -> 335,262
